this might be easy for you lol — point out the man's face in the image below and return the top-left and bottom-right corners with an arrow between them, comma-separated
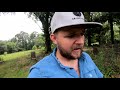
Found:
51,26 -> 85,60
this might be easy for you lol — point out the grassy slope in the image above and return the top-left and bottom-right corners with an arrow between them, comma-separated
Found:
0,46 -> 120,78
0,50 -> 37,61
0,49 -> 42,78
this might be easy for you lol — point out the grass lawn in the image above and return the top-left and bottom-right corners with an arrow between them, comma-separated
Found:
0,49 -> 42,78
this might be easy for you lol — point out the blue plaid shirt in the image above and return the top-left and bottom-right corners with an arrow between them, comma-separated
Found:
28,48 -> 103,78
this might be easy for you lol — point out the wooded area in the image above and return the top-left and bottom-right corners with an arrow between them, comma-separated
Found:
1,12 -> 120,54
0,12 -> 120,78
31,12 -> 120,53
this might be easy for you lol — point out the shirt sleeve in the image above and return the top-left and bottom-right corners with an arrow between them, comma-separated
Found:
83,52 -> 104,78
94,64 -> 104,78
27,67 -> 46,78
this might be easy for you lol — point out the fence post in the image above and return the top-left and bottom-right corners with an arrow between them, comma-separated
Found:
31,51 -> 36,60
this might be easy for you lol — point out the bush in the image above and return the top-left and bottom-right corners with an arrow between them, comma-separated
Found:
87,45 -> 120,78
32,45 -> 37,50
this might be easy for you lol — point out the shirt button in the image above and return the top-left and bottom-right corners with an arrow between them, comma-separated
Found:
70,68 -> 73,69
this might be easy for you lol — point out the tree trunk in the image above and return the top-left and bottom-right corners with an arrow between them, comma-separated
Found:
109,13 -> 114,44
86,12 -> 91,46
43,12 -> 52,53
88,30 -> 91,46
98,30 -> 101,45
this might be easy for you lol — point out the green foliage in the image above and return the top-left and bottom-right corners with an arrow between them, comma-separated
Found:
32,45 -> 37,50
86,45 -> 120,78
0,31 -> 45,55
0,45 -> 120,78
0,49 -> 41,78
0,55 -> 36,78
6,41 -> 17,53
0,56 -> 3,61
40,47 -> 45,51
30,12 -> 53,53
0,41 -> 7,54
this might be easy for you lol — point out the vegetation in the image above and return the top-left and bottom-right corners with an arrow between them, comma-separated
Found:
0,49 -> 43,78
0,45 -> 120,78
85,44 -> 120,78
28,12 -> 54,53
0,32 -> 45,55
0,12 -> 120,78
0,50 -> 37,61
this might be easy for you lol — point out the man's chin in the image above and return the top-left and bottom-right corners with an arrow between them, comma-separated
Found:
72,51 -> 82,59
70,54 -> 80,59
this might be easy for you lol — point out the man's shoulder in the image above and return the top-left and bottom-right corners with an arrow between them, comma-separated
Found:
31,54 -> 55,69
81,52 -> 95,65
82,52 -> 92,59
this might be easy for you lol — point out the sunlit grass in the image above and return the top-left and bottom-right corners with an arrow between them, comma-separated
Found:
0,56 -> 36,78
0,49 -> 40,61
0,49 -> 42,78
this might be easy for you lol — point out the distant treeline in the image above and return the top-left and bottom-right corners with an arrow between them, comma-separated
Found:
0,31 -> 45,55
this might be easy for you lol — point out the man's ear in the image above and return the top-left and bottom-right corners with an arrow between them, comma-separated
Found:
50,34 -> 57,44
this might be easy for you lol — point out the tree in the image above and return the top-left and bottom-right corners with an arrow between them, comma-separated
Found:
34,33 -> 45,49
83,12 -> 92,46
14,31 -> 29,51
109,12 -> 114,44
92,12 -> 120,44
28,12 -> 54,53
6,41 -> 17,53
29,31 -> 39,49
0,41 -> 7,54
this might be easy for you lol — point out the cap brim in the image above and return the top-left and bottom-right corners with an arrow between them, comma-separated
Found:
74,22 -> 103,29
60,22 -> 102,30
53,22 -> 102,33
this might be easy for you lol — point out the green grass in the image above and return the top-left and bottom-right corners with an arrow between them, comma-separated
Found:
0,50 -> 40,61
0,49 -> 43,78
0,57 -> 36,78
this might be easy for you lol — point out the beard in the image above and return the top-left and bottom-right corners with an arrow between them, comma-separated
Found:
57,44 -> 83,60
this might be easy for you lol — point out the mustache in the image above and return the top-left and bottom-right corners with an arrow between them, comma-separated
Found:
72,45 -> 83,50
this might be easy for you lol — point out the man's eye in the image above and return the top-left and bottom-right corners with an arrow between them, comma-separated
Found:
67,36 -> 73,38
65,35 -> 75,38
80,33 -> 85,36
65,33 -> 84,38
68,35 -> 75,38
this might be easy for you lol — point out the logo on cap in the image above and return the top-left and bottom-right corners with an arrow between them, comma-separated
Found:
73,12 -> 81,16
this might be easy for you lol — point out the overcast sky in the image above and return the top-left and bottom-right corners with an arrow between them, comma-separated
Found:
0,12 -> 42,41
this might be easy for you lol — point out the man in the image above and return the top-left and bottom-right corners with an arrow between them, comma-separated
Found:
28,12 -> 103,78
